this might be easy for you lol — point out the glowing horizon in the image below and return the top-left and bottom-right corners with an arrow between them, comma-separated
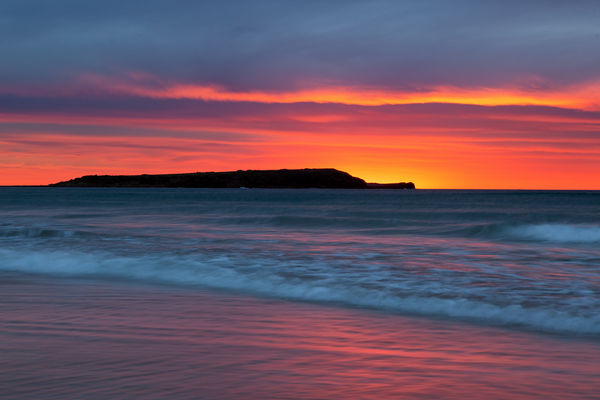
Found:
2,98 -> 598,189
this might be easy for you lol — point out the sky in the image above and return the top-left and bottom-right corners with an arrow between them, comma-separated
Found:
1,0 -> 599,188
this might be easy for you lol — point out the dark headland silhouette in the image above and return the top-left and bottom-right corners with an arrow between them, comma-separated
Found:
49,169 -> 415,189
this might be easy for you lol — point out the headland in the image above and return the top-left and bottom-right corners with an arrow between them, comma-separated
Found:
49,168 -> 415,189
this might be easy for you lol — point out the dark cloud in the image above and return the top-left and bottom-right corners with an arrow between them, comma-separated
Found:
1,0 -> 599,92
2,93 -> 600,122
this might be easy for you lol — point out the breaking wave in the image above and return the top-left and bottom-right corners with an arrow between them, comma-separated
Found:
1,248 -> 599,336
455,223 -> 600,244
503,224 -> 600,243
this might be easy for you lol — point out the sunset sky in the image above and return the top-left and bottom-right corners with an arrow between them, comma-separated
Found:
1,0 -> 599,188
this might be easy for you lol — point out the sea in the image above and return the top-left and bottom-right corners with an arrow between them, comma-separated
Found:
1,187 -> 599,399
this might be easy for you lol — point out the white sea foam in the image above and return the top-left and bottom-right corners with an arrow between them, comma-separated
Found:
504,224 -> 600,243
1,248 -> 599,336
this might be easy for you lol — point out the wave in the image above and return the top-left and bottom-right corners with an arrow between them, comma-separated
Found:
504,224 -> 600,243
193,214 -> 600,246
4,220 -> 599,249
458,223 -> 600,244
1,248 -> 599,336
0,228 -> 84,239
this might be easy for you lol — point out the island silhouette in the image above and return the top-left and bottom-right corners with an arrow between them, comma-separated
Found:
49,168 -> 415,189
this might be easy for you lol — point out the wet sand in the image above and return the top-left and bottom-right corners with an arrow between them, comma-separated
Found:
1,274 -> 599,399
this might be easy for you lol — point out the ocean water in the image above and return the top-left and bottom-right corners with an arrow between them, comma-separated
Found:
1,187 -> 599,398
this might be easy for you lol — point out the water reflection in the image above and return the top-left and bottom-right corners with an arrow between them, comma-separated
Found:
1,275 -> 599,399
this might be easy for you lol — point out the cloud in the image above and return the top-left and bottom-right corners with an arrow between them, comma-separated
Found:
1,0 -> 599,92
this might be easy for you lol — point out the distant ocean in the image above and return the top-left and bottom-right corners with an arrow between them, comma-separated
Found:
1,188 -> 599,399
